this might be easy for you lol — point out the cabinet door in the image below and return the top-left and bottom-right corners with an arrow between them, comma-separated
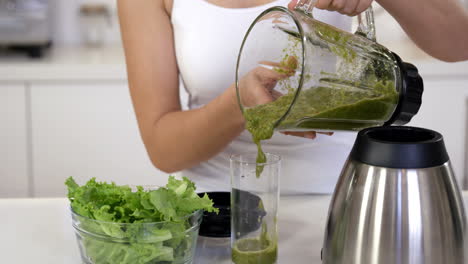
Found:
31,82 -> 167,197
0,83 -> 29,198
409,79 -> 468,188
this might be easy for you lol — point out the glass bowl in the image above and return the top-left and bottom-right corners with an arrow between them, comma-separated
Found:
71,208 -> 203,264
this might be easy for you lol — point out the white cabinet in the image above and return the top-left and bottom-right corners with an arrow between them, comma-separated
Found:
409,79 -> 468,187
31,81 -> 167,197
0,83 -> 29,198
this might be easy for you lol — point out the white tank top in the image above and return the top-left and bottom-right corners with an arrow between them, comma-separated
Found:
171,0 -> 357,194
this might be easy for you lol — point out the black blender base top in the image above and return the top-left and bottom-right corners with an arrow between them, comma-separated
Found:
350,126 -> 449,169
197,192 -> 231,238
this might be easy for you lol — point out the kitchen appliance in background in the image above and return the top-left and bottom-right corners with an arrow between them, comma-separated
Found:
79,3 -> 111,48
322,126 -> 467,264
0,0 -> 52,58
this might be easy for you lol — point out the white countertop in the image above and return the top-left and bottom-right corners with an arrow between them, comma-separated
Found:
1,193 -> 467,264
0,45 -> 466,83
0,45 -> 127,82
0,196 -> 327,264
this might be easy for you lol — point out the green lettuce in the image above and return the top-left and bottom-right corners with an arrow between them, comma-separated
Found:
66,176 -> 218,264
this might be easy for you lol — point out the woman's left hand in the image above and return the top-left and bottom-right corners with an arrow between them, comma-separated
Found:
288,0 -> 373,16
282,131 -> 334,139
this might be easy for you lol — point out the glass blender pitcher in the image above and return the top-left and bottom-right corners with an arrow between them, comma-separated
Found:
236,1 -> 423,133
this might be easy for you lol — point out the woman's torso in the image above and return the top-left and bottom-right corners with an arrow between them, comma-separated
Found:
170,0 -> 357,194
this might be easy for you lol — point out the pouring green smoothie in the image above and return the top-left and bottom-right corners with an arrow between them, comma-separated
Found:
243,53 -> 399,178
234,5 -> 423,264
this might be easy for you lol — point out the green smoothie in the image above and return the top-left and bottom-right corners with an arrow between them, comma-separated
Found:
244,91 -> 294,177
232,238 -> 277,264
232,223 -> 277,264
278,80 -> 399,129
244,80 -> 398,177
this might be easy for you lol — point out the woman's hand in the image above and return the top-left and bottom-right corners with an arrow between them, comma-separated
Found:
238,65 -> 290,108
282,131 -> 333,139
288,0 -> 373,16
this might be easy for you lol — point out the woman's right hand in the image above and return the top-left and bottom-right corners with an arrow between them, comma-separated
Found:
238,57 -> 296,108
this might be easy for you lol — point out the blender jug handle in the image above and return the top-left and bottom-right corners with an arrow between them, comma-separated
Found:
294,0 -> 317,16
355,7 -> 376,41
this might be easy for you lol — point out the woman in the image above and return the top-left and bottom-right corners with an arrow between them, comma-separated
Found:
117,0 -> 468,193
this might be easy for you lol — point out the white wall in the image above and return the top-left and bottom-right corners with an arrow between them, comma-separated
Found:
31,81 -> 166,197
408,78 -> 468,188
48,0 -> 466,47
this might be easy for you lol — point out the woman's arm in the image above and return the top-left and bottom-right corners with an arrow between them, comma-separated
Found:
377,0 -> 468,62
117,0 -> 244,173
289,0 -> 468,62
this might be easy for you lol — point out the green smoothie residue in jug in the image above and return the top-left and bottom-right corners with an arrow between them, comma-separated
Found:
232,222 -> 277,264
244,80 -> 398,177
313,21 -> 357,63
276,21 -> 356,62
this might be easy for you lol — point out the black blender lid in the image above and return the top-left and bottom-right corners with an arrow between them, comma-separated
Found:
197,192 -> 231,238
350,126 -> 449,168
197,191 -> 267,238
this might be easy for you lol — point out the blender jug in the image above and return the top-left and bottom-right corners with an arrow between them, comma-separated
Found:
236,1 -> 423,134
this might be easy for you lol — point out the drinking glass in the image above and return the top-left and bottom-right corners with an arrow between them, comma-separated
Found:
230,153 -> 281,264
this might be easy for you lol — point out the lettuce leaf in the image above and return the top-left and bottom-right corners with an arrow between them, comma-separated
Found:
66,176 -> 218,263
